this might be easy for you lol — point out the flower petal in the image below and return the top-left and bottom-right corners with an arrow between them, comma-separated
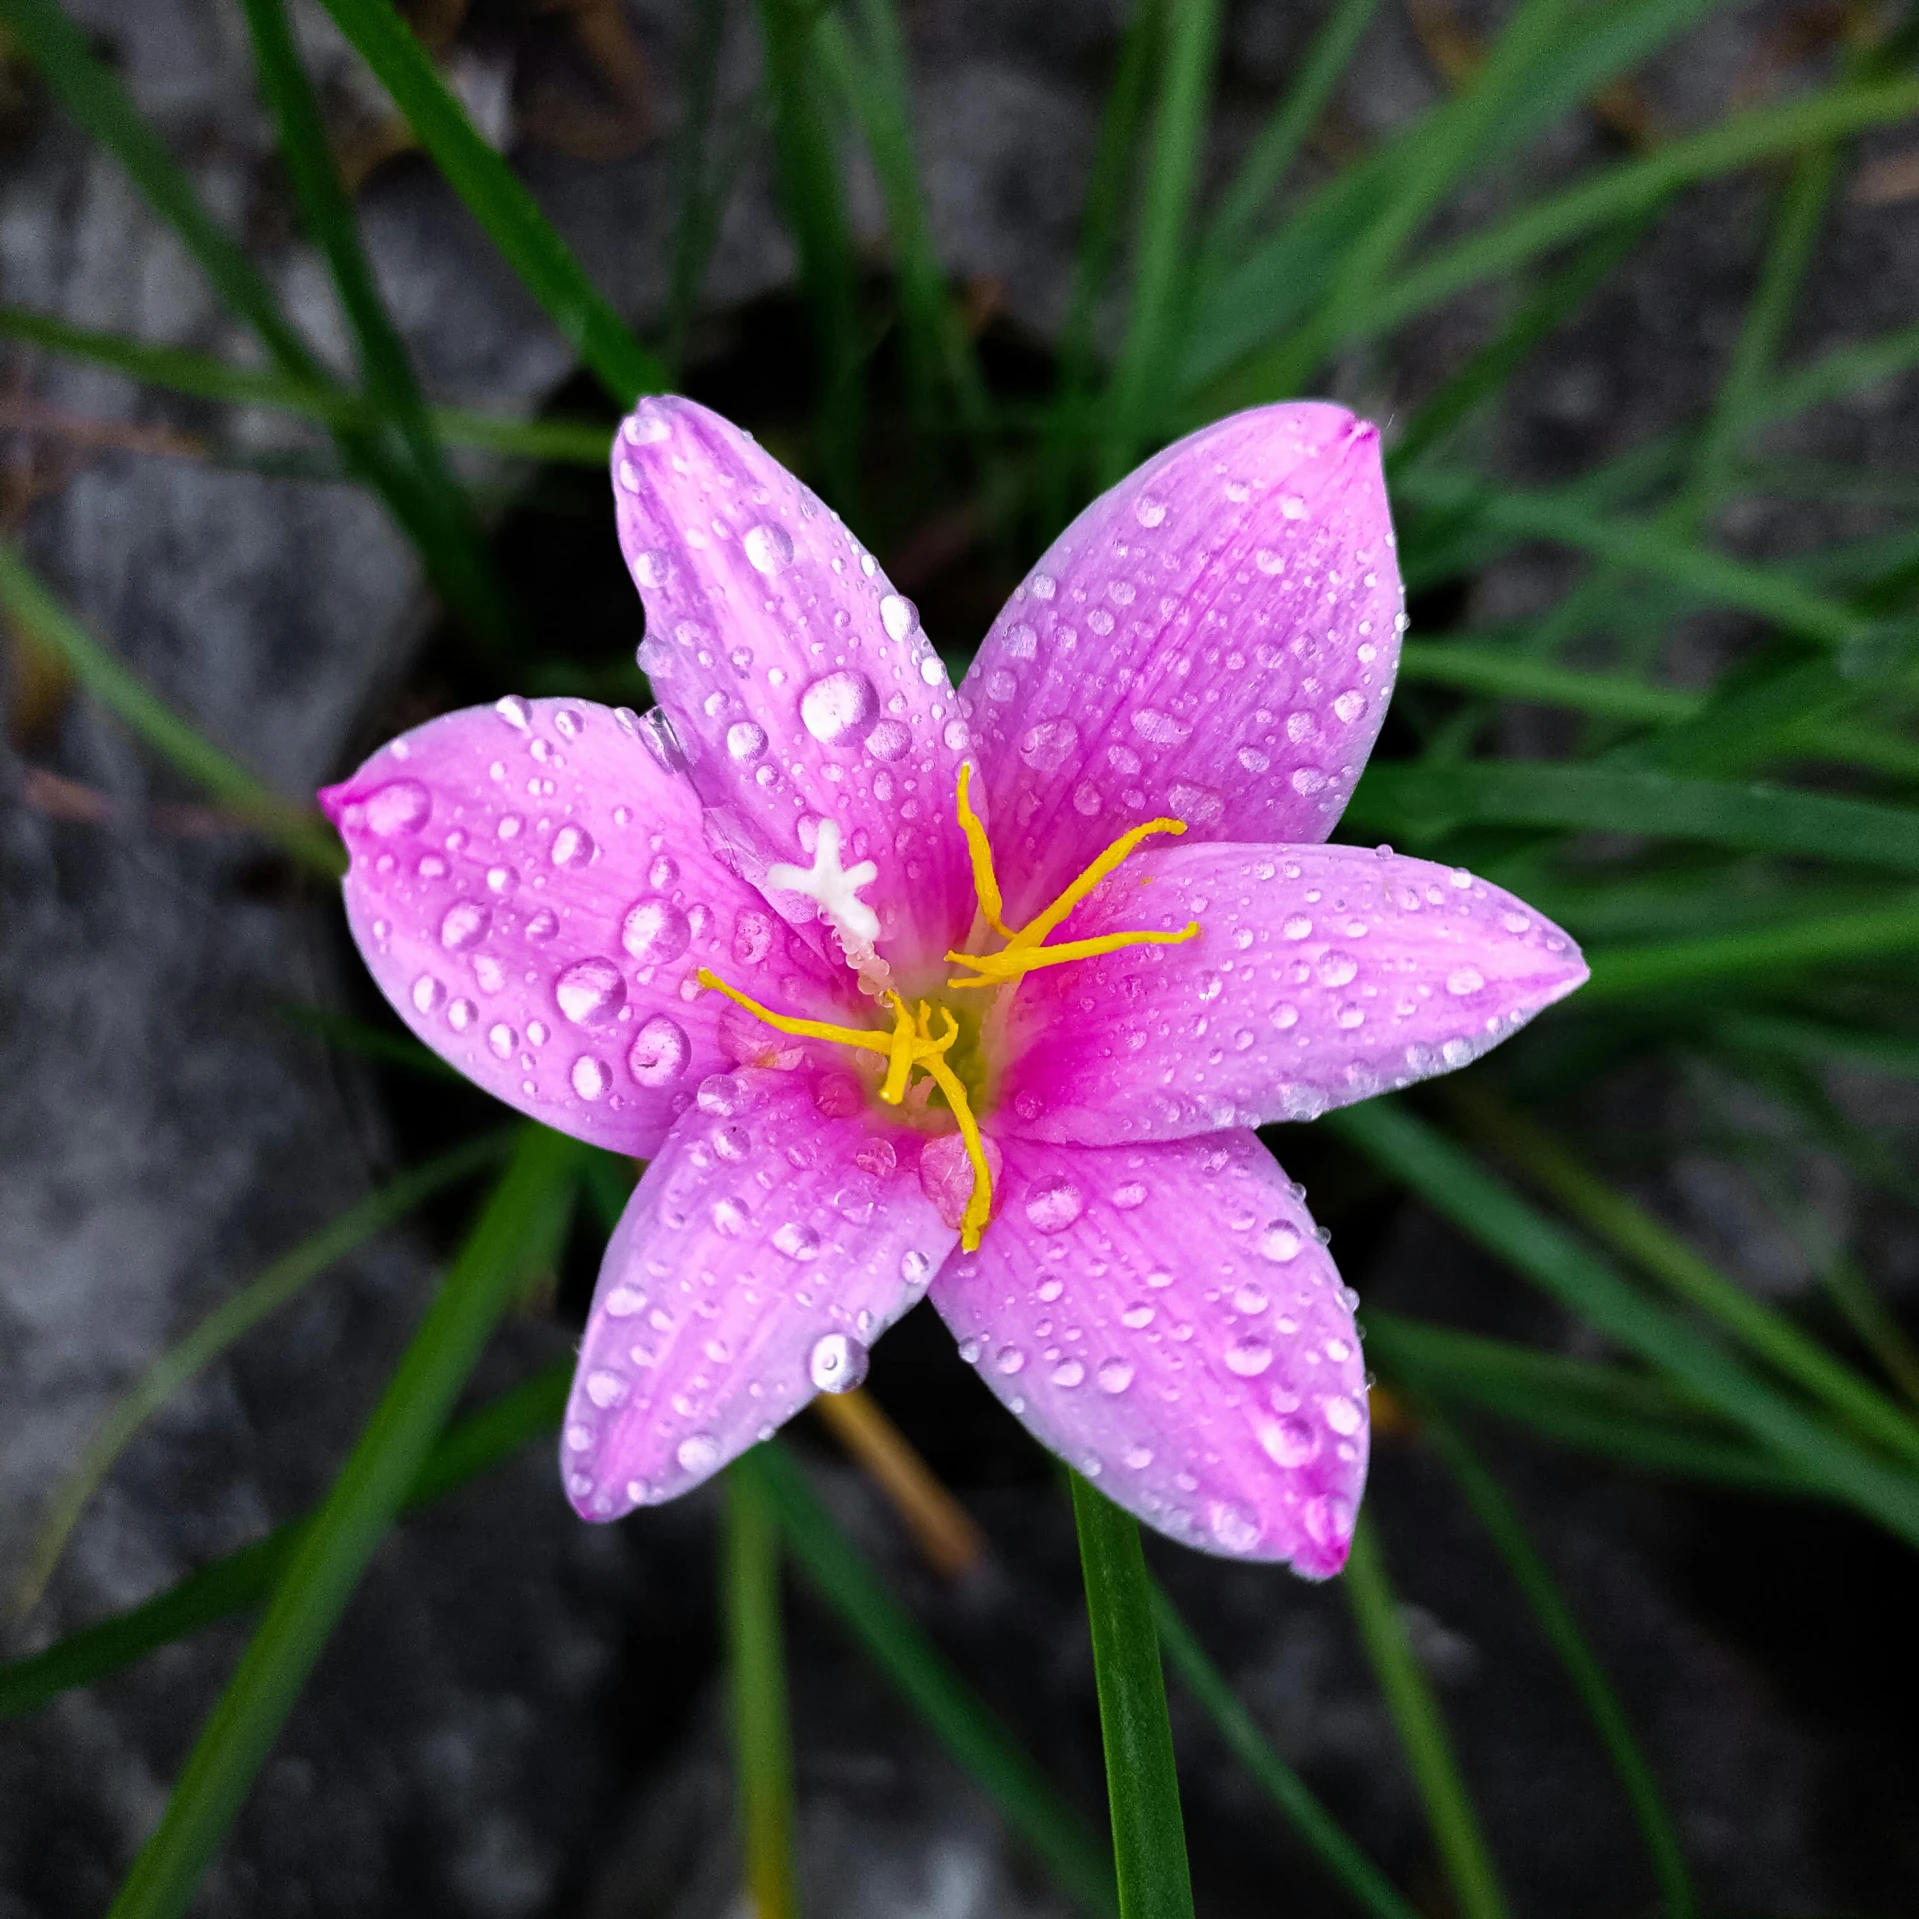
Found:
997,842 -> 1587,1145
961,403 -> 1402,925
322,697 -> 849,1159
561,1065 -> 956,1517
611,395 -> 976,979
932,1130 -> 1366,1574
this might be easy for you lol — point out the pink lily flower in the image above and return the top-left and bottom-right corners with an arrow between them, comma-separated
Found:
320,396 -> 1585,1577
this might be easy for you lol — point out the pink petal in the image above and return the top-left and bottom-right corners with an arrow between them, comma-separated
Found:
997,842 -> 1587,1145
960,403 -> 1402,926
561,1065 -> 955,1517
932,1130 -> 1366,1574
611,396 -> 977,980
322,697 -> 854,1159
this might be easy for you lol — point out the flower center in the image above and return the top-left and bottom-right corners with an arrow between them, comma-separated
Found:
695,764 -> 1199,1251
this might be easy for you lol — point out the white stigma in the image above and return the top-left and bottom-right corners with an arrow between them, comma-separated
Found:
766,819 -> 881,953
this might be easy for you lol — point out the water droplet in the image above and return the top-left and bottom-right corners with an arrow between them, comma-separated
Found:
854,1138 -> 897,1177
585,1369 -> 628,1408
439,901 -> 489,950
1282,915 -> 1313,941
556,956 -> 627,1026
1024,1174 -> 1085,1234
1447,965 -> 1486,996
879,593 -> 918,641
525,908 -> 559,942
677,1433 -> 722,1474
1225,1338 -> 1274,1376
1208,1500 -> 1261,1554
631,549 -> 672,589
571,1055 -> 611,1100
744,522 -> 794,574
412,974 -> 445,1014
711,1195 -> 749,1235
809,1331 -> 869,1392
1259,1222 -> 1302,1262
1111,1181 -> 1148,1210
1018,718 -> 1079,773
1124,1444 -> 1155,1470
1279,493 -> 1307,520
629,1013 -> 691,1086
773,1221 -> 822,1261
1120,1302 -> 1156,1330
712,1122 -> 751,1162
1134,493 -> 1166,528
551,824 -> 594,868
1318,951 -> 1358,987
446,997 -> 475,1032
362,779 -> 430,837
732,909 -> 774,965
1302,1494 -> 1353,1554
1333,690 -> 1367,724
486,865 -> 518,896
623,897 -> 692,964
495,694 -> 531,730
699,1075 -> 756,1118
488,1022 -> 515,1058
995,1345 -> 1027,1375
1262,1417 -> 1319,1468
1323,1394 -> 1364,1436
727,720 -> 767,761
901,1249 -> 933,1285
1051,1359 -> 1085,1388
1131,707 -> 1191,746
865,719 -> 911,761
800,669 -> 879,744
1097,1359 -> 1135,1394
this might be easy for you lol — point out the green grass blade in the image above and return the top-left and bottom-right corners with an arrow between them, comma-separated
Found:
1362,1311 -> 1816,1493
1396,642 -> 1696,723
1712,1012 -> 1919,1085
1365,77 -> 1919,354
104,1128 -> 582,1919
1453,1091 -> 1919,1472
0,544 -> 344,875
1423,1412 -> 1696,1918
313,0 -> 665,406
1584,896 -> 1919,997
662,0 -> 732,373
746,1443 -> 1119,1917
0,1361 -> 573,1724
1822,1254 -> 1919,1410
725,1460 -> 802,1919
1201,0 -> 1383,270
1328,1102 -> 1919,1548
1070,1473 -> 1193,1919
14,1132 -> 512,1618
1744,323 -> 1919,431
1346,760 -> 1919,873
1102,0 -> 1224,477
237,0 -> 508,650
1343,1512 -> 1510,1919
1151,1586 -> 1421,1919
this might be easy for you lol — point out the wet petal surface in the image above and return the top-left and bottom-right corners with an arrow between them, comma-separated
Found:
961,403 -> 1403,926
997,842 -> 1588,1144
613,395 -> 976,979
933,1129 -> 1367,1574
323,697 -> 851,1158
563,1065 -> 956,1517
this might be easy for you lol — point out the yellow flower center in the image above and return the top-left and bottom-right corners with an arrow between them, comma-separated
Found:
696,763 -> 1199,1251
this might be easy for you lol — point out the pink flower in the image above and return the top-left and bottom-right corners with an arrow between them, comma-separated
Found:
320,396 -> 1585,1577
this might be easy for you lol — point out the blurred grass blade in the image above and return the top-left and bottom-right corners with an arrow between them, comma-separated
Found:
1343,1513 -> 1510,1919
1397,642 -> 1695,724
1102,0 -> 1223,477
314,0 -> 665,406
1346,761 -> 1919,873
1151,1586 -> 1421,1919
238,0 -> 507,651
1744,323 -> 1919,432
104,1128 -> 582,1919
1328,1102 -> 1919,1548
1423,1413 -> 1696,1919
1041,0 -> 1161,528
1201,0 -> 1382,271
1452,1088 -> 1919,1473
1712,1012 -> 1919,1086
725,1460 -> 802,1919
0,1360 -> 574,1725
1070,1473 -> 1194,1919
745,1442 -> 1120,1917
1822,1254 -> 1919,1411
663,0 -> 734,373
1363,1311 -> 1817,1493
817,0 -> 987,436
15,1132 -> 512,1619
1584,896 -> 1919,997
0,545 -> 344,876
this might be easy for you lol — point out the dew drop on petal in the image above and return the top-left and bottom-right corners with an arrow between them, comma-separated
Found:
1051,1359 -> 1085,1388
879,594 -> 918,641
440,901 -> 489,950
1323,1394 -> 1364,1436
743,523 -> 793,574
1096,1359 -> 1135,1395
866,719 -> 912,761
1134,494 -> 1167,528
773,1221 -> 822,1262
555,956 -> 627,1026
809,1332 -> 869,1393
1261,1417 -> 1319,1468
677,1433 -> 722,1473
800,669 -> 879,744
629,1013 -> 692,1086
585,1369 -> 628,1408
495,694 -> 531,731
727,720 -> 767,762
1024,1174 -> 1085,1234
1225,1338 -> 1274,1377
1447,965 -> 1486,996
571,1055 -> 611,1100
1208,1501 -> 1262,1554
363,779 -> 430,837
1019,719 -> 1079,774
1259,1222 -> 1302,1263
412,974 -> 445,1014
623,897 -> 692,964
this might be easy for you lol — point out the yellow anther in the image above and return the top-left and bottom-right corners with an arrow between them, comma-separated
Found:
878,992 -> 921,1103
946,921 -> 1200,990
954,761 -> 1011,939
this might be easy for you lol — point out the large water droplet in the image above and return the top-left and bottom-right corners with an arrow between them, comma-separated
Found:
1132,707 -> 1192,746
1208,1500 -> 1261,1554
412,974 -> 445,1014
1018,718 -> 1079,774
495,694 -> 531,730
744,522 -> 794,574
629,1013 -> 691,1086
631,549 -> 672,589
1258,1222 -> 1302,1263
1024,1174 -> 1085,1234
1323,1394 -> 1364,1436
362,779 -> 430,837
585,1369 -> 628,1408
773,1221 -> 822,1262
1097,1359 -> 1135,1395
865,719 -> 911,762
1135,494 -> 1166,528
809,1331 -> 869,1393
800,669 -> 879,744
1446,965 -> 1486,996
551,824 -> 595,868
1262,1416 -> 1319,1468
879,594 -> 918,641
556,956 -> 627,1026
727,720 -> 767,761
677,1432 -> 722,1473
711,1195 -> 749,1235
1051,1359 -> 1085,1388
1225,1337 -> 1274,1377
571,1055 -> 611,1100
623,897 -> 692,964
439,901 -> 489,950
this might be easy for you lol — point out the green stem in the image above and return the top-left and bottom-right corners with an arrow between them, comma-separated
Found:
1070,1474 -> 1194,1919
726,1458 -> 803,1919
1343,1513 -> 1511,1919
104,1129 -> 581,1919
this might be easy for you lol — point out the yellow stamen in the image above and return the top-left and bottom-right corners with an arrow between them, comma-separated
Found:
1013,812 -> 1188,949
954,760 -> 1011,939
946,921 -> 1200,989
693,971 -> 998,1250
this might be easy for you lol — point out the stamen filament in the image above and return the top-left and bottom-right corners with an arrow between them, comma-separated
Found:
695,969 -> 897,1060
918,1050 -> 993,1250
1012,813 -> 1187,949
945,920 -> 1200,989
954,761 -> 1011,939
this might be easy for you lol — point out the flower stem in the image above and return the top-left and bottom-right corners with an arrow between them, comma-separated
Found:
1069,1473 -> 1194,1919
725,1458 -> 802,1919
